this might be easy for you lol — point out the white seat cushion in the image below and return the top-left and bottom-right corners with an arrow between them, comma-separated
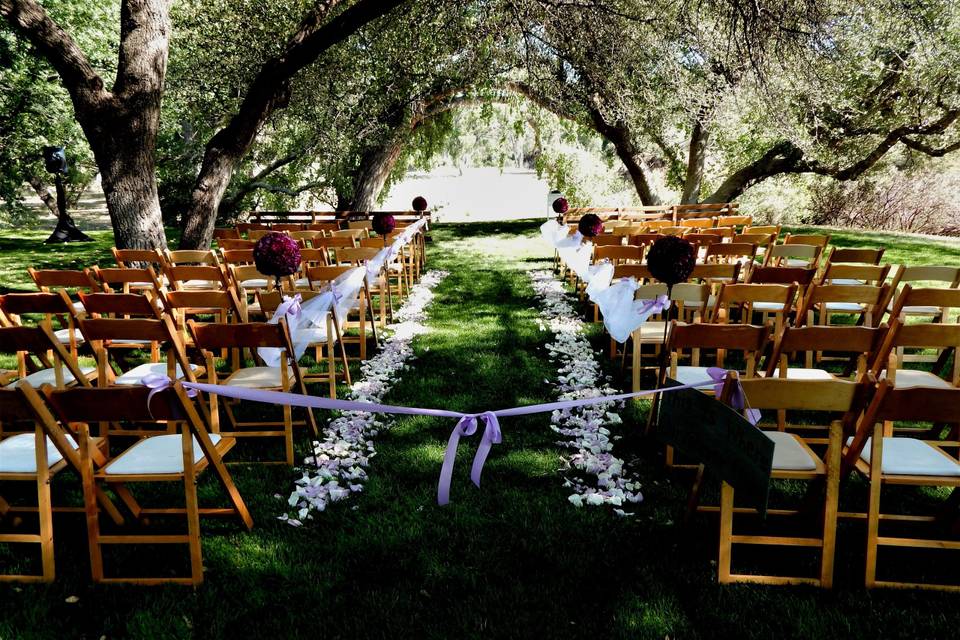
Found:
114,362 -> 200,386
823,302 -> 866,312
53,328 -> 85,344
847,437 -> 960,477
6,366 -> 96,389
294,277 -> 309,288
767,367 -> 836,380
223,366 -> 283,388
887,303 -> 945,316
766,431 -> 818,471
674,366 -> 714,387
752,301 -> 786,312
785,259 -> 814,268
104,434 -> 222,475
72,300 -> 85,314
240,278 -> 269,289
181,279 -> 217,290
829,278 -> 865,286
879,369 -> 955,390
0,433 -> 78,473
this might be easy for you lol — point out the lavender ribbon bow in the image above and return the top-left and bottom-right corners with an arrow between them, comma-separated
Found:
141,373 -> 197,418
706,367 -> 760,425
638,294 -> 670,317
274,293 -> 302,320
437,411 -> 501,506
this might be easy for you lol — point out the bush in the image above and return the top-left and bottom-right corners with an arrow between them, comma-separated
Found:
806,172 -> 960,236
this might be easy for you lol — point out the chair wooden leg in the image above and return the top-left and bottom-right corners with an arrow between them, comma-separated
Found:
35,429 -> 55,581
718,481 -> 734,584
283,403 -> 294,467
865,426 -> 884,588
820,423 -> 842,588
181,432 -> 203,586
80,431 -> 104,582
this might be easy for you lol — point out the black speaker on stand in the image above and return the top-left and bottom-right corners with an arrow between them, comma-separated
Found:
42,145 -> 92,243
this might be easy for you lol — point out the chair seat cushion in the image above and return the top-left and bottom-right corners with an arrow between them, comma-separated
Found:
880,369 -> 955,390
886,302 -> 946,316
674,366 -> 714,387
223,366 -> 283,388
829,278 -> 866,286
766,431 -> 818,471
752,301 -> 786,312
53,328 -> 85,344
240,278 -> 269,289
114,362 -> 200,386
767,367 -> 836,380
847,437 -> 960,477
0,433 -> 78,473
822,301 -> 866,312
181,279 -> 218,290
104,434 -> 223,475
6,366 -> 96,389
785,259 -> 814,268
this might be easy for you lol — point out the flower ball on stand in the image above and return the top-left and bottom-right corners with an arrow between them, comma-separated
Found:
646,235 -> 695,293
253,232 -> 302,291
372,212 -> 397,247
577,212 -> 603,239
552,196 -> 569,221
412,196 -> 428,213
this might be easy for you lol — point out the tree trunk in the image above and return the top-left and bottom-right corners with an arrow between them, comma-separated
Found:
94,135 -> 168,249
586,108 -> 660,206
348,137 -> 405,211
681,120 -> 709,204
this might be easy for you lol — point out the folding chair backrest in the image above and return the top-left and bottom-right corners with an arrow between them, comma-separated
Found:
594,245 -> 643,263
826,247 -> 884,265
766,324 -> 887,377
784,233 -> 830,248
348,220 -> 373,230
668,321 -> 771,352
93,266 -> 164,294
0,292 -> 73,318
717,215 -> 753,228
612,224 -> 646,237
705,242 -> 757,263
685,233 -> 722,248
888,284 -> 960,319
765,243 -> 820,265
332,229 -> 366,240
798,283 -> 888,321
248,229 -> 272,241
28,268 -> 101,294
734,232 -> 776,246
313,237 -> 357,249
218,240 -> 255,252
164,265 -> 227,291
691,262 -> 741,282
77,291 -> 161,318
305,265 -> 353,288
335,247 -> 380,266
41,383 -> 201,427
213,228 -> 241,240
272,223 -> 305,232
189,320 -> 289,350
164,289 -> 244,323
0,325 -> 90,388
896,265 -> 960,287
738,377 -> 868,412
713,282 -> 796,324
678,218 -> 715,229
591,235 -> 624,247
747,266 -> 816,286
744,224 -> 781,237
112,248 -> 164,269
820,263 -> 890,285
307,222 -> 342,233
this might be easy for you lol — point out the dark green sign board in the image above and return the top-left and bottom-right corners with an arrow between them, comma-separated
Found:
653,379 -> 773,515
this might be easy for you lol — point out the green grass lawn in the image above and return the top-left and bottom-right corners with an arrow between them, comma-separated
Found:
1,220 -> 959,639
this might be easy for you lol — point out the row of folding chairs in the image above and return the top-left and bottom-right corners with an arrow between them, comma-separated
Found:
665,368 -> 960,591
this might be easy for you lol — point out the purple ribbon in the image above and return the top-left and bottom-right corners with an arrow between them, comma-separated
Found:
274,294 -> 302,320
638,294 -> 670,317
706,367 -> 760,425
177,376 -> 725,505
141,373 -> 197,418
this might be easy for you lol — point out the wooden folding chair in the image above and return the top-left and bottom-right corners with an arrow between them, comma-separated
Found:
189,319 -> 318,466
213,228 -> 240,241
0,292 -> 86,359
715,375 -> 870,587
0,324 -> 95,395
796,282 -> 889,329
39,383 -> 253,585
658,322 -> 772,467
703,243 -> 758,280
257,290 -> 349,398
819,263 -> 890,288
590,234 -> 625,247
162,289 -> 246,352
76,290 -> 166,367
272,223 -> 305,232
885,265 -> 960,322
627,233 -> 664,248
870,312 -> 960,391
111,248 -> 165,272
626,283 -> 711,390
744,224 -> 781,239
824,246 -> 885,266
763,243 -> 821,270
593,245 -> 644,266
843,382 -> 960,591
28,268 -> 103,316
164,264 -> 229,292
885,285 -> 960,368
678,218 -> 715,230
716,215 -> 753,230
93,265 -> 166,297
228,264 -> 278,320
711,283 -> 797,331
0,383 -> 119,582
219,248 -> 255,267
305,265 -> 375,359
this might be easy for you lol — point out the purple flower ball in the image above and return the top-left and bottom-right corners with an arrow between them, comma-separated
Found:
372,212 -> 396,236
647,236 -> 695,287
577,213 -> 603,238
552,197 -> 569,214
253,232 -> 301,278
412,196 -> 428,212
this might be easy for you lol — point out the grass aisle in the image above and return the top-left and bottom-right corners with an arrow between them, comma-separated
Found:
2,220 -> 960,639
